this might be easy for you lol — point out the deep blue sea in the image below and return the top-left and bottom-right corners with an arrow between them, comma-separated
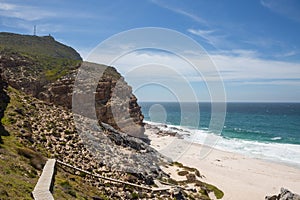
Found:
140,102 -> 300,167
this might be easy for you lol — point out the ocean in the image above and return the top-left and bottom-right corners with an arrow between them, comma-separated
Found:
139,102 -> 300,167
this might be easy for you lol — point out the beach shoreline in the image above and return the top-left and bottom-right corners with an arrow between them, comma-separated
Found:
145,123 -> 300,200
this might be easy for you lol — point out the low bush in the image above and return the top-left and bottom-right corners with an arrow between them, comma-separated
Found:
17,147 -> 46,170
178,170 -> 189,176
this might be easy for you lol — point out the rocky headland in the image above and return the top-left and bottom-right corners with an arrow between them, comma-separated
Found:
0,32 -> 224,199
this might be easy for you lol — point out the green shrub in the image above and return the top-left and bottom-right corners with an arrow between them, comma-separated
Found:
195,170 -> 201,177
196,181 -> 224,199
79,172 -> 86,178
205,183 -> 224,199
59,181 -> 77,197
1,116 -> 16,125
178,170 -> 189,176
67,190 -> 77,197
172,161 -> 183,168
131,192 -> 139,199
16,147 -> 46,170
167,178 -> 178,185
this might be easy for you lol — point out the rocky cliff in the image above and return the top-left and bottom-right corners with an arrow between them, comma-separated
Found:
0,32 -> 222,200
38,62 -> 145,138
0,32 -> 145,137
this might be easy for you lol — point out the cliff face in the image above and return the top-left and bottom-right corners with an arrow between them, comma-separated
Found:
38,62 -> 145,137
0,32 -> 145,137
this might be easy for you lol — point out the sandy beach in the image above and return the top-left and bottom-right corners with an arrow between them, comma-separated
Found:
145,125 -> 300,200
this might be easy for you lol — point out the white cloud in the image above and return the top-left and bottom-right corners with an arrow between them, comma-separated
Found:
219,49 -> 258,58
87,48 -> 300,86
0,1 -> 95,22
0,2 -> 16,10
232,80 -> 299,86
86,48 -> 300,101
187,28 -> 230,49
150,0 -> 206,24
0,2 -> 56,21
261,0 -> 300,22
282,51 -> 297,57
188,29 -> 215,45
210,53 -> 300,84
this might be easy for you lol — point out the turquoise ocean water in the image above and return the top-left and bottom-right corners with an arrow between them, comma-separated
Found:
140,102 -> 300,167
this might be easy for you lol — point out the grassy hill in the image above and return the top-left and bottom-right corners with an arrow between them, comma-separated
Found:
0,32 -> 81,60
0,32 -> 82,81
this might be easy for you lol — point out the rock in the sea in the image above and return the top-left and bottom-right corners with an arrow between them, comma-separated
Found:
266,188 -> 300,200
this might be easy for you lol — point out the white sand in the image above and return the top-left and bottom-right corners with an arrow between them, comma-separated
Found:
145,127 -> 300,200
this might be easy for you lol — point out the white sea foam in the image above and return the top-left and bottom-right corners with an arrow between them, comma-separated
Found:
271,136 -> 282,140
145,120 -> 300,168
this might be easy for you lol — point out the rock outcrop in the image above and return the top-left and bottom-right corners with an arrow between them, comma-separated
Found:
38,62 -> 145,138
266,188 -> 300,200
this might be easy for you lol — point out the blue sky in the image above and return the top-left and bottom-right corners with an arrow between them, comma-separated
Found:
1,0 -> 300,102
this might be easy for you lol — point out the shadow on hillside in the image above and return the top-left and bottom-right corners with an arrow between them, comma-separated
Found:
0,73 -> 10,144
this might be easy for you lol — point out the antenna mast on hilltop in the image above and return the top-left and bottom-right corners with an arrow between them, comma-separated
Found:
33,25 -> 36,36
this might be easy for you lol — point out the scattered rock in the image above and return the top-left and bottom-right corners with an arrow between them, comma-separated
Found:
266,188 -> 300,200
173,188 -> 186,200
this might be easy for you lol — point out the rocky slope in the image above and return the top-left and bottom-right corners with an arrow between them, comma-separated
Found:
1,79 -> 220,200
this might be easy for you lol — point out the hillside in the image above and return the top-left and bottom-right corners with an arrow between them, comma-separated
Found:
0,87 -> 108,199
0,32 -> 82,83
0,33 -> 223,199
0,32 -> 81,60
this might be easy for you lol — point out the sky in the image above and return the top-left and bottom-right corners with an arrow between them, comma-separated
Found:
0,0 -> 300,102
